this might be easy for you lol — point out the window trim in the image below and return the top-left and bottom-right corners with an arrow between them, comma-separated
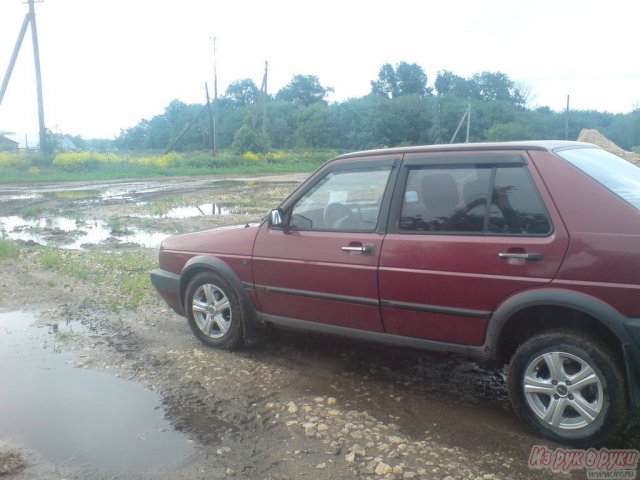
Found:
404,152 -> 526,167
278,156 -> 400,234
388,158 -> 554,237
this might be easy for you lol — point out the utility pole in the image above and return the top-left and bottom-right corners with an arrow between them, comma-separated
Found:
29,0 -> 46,152
212,36 -> 219,155
261,61 -> 268,134
465,101 -> 471,143
205,83 -> 215,155
450,103 -> 471,144
0,0 -> 46,152
253,61 -> 269,132
0,15 -> 30,106
565,95 -> 570,140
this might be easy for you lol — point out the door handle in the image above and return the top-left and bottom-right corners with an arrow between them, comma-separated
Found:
341,243 -> 374,255
498,252 -> 543,261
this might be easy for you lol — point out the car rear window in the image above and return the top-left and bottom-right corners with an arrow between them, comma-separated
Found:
556,147 -> 640,209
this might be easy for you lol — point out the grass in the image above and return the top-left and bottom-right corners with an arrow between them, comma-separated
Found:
55,330 -> 74,341
108,217 -> 132,235
20,203 -> 45,218
37,247 -> 157,311
0,237 -> 20,260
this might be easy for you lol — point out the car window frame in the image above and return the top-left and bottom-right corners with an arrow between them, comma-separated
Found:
388,152 -> 555,237
276,155 -> 401,234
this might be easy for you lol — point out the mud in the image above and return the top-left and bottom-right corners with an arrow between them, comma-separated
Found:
1,173 -> 638,480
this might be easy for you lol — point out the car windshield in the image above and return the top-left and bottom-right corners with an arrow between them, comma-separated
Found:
556,147 -> 640,209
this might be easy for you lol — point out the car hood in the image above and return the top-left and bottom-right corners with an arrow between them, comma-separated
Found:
160,222 -> 262,256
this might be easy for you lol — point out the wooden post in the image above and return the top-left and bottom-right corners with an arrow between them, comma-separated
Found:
565,95 -> 570,140
28,0 -> 47,152
465,102 -> 471,143
0,14 -> 30,106
262,61 -> 268,134
205,83 -> 215,155
212,36 -> 219,155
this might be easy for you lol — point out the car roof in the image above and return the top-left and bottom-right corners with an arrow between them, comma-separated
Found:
332,140 -> 598,161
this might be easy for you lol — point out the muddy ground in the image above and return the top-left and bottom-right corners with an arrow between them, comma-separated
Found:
1,174 -> 638,480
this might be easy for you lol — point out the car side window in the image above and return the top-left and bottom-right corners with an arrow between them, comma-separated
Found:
489,167 -> 551,234
399,165 -> 551,235
289,167 -> 392,231
399,167 -> 490,232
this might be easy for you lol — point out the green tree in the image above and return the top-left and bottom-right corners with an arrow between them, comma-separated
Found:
371,62 -> 431,98
292,103 -> 336,148
370,63 -> 398,99
435,70 -> 478,99
485,122 -> 534,141
224,79 -> 259,106
472,71 -> 526,106
396,62 -> 432,97
114,67 -> 638,154
275,75 -> 333,105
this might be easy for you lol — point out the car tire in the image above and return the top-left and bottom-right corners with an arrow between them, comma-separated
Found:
508,330 -> 627,446
184,271 -> 243,350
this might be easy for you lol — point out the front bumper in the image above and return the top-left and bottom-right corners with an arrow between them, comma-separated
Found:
150,268 -> 184,316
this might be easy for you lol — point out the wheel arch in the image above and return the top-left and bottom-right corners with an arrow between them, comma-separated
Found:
486,287 -> 640,409
180,256 -> 263,345
487,289 -> 626,360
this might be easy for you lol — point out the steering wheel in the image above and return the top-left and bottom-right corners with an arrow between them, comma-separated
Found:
323,202 -> 357,229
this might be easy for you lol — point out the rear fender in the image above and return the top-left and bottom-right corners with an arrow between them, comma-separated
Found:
487,288 -> 640,409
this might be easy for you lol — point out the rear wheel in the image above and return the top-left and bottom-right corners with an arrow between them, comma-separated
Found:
185,272 -> 243,350
508,330 -> 627,446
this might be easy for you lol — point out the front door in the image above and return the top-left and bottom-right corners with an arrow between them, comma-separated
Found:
252,156 -> 398,331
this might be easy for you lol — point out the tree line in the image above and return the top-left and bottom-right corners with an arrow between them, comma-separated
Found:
115,62 -> 640,153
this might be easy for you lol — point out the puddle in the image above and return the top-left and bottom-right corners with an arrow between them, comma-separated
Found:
0,193 -> 42,202
161,203 -> 232,218
0,216 -> 169,249
0,310 -> 193,474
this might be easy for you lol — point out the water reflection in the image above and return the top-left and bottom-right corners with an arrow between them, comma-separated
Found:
0,216 -> 169,249
0,311 -> 193,473
163,203 -> 231,218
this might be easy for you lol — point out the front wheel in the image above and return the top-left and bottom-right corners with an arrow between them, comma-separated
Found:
185,272 -> 243,350
508,330 -> 628,446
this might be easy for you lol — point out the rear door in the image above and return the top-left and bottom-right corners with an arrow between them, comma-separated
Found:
379,150 -> 569,345
252,155 -> 399,331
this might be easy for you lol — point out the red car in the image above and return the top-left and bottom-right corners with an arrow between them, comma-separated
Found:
151,141 -> 640,446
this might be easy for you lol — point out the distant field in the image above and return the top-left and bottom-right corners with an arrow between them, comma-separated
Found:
0,149 -> 336,183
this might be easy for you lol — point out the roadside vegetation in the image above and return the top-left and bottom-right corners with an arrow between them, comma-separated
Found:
0,150 -> 332,183
37,247 -> 157,311
0,237 -> 20,260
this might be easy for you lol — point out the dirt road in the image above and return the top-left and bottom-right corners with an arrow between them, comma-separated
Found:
1,174 -> 637,479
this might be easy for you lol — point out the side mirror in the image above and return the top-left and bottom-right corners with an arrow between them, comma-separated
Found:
268,208 -> 284,228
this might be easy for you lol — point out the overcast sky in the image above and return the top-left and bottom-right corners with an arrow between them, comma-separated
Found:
0,0 -> 638,143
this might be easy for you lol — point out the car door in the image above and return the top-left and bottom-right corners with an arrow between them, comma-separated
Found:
252,155 -> 399,331
378,150 -> 569,345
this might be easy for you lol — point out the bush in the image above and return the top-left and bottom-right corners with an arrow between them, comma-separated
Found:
0,151 -> 28,169
52,151 -> 121,171
0,237 -> 20,260
231,125 -> 271,153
